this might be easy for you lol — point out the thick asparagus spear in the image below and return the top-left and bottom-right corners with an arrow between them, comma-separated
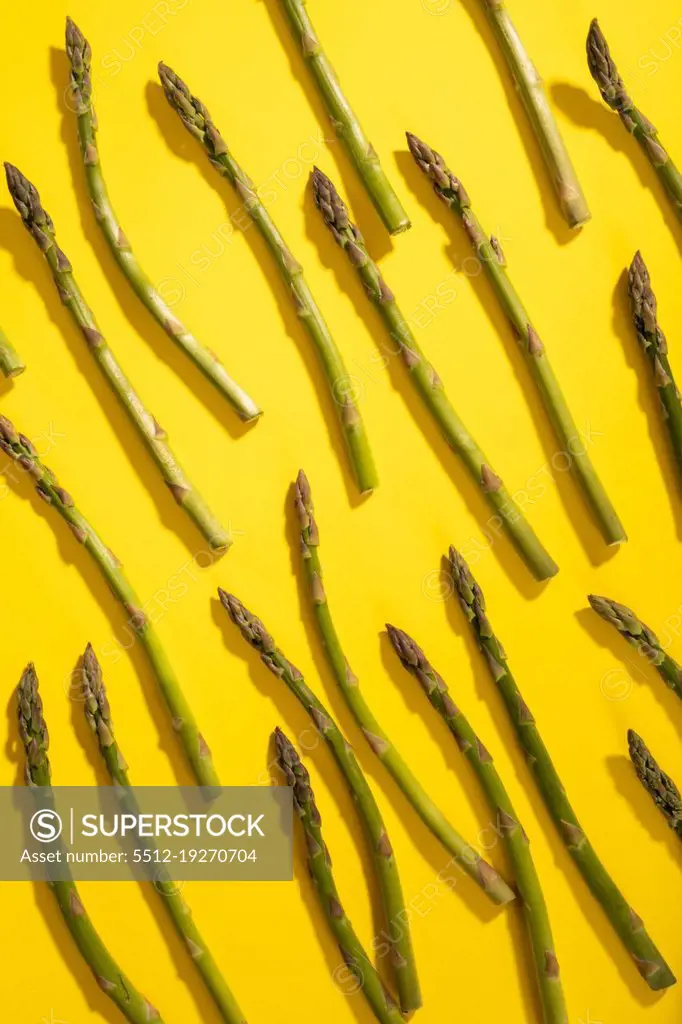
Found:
476,0 -> 589,228
80,645 -> 247,1023
407,133 -> 627,547
0,415 -> 219,787
295,469 -> 516,901
387,625 -> 567,1024
589,595 -> 682,702
587,20 -> 682,219
217,590 -> 420,1012
4,162 -> 230,552
65,19 -> 259,423
17,664 -> 166,1024
627,252 -> 682,475
274,728 -> 404,1024
276,0 -> 409,235
628,730 -> 682,840
158,64 -> 377,496
0,324 -> 25,376
448,547 -> 675,989
311,168 -> 557,581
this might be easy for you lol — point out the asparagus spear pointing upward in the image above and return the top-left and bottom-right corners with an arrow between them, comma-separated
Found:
628,730 -> 682,839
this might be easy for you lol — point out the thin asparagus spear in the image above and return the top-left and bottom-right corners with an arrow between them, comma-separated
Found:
589,595 -> 682,702
4,162 -> 230,552
274,728 -> 404,1024
0,414 -> 219,787
17,664 -> 166,1024
407,133 -> 627,547
628,730 -> 682,840
275,0 -> 409,235
65,19 -> 259,423
627,251 -> 682,475
387,625 -> 567,1024
476,0 -> 589,228
448,547 -> 675,990
217,590 -> 421,1012
80,645 -> 246,1023
294,469 -> 516,902
158,64 -> 378,496
310,168 -> 557,581
0,324 -> 25,377
587,20 -> 682,219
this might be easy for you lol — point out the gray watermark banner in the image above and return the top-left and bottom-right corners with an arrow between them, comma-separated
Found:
3,787 -> 292,882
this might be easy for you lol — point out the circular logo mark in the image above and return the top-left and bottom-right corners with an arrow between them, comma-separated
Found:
30,809 -> 63,843
421,568 -> 453,603
599,668 -> 633,702
421,0 -> 455,14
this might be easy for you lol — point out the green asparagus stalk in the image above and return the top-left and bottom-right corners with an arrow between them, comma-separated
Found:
589,595 -> 682,702
295,469 -> 516,902
587,20 -> 682,219
4,162 -> 230,552
387,625 -> 567,1024
627,251 -> 682,475
218,590 -> 420,1012
311,168 -> 557,581
274,728 -> 404,1024
80,645 -> 246,1023
448,547 -> 675,990
65,19 -> 259,423
17,664 -> 166,1024
0,414 -> 219,788
407,133 -> 627,547
476,0 -> 589,228
628,729 -> 682,840
0,324 -> 25,377
276,0 -> 409,235
158,64 -> 378,497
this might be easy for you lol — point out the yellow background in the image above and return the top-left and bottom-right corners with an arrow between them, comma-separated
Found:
1,0 -> 680,1021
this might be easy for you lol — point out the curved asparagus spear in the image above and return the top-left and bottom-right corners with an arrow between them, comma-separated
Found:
311,168 -> 557,581
0,324 -> 25,376
589,595 -> 682,702
627,252 -> 682,475
407,133 -> 627,547
587,20 -> 682,219
17,664 -> 166,1024
295,469 -> 515,902
274,728 -> 404,1024
80,645 -> 247,1023
65,19 -> 259,422
218,590 -> 420,1012
628,730 -> 682,840
0,415 -> 219,788
4,162 -> 230,552
476,0 -> 589,228
276,0 -> 409,235
158,64 -> 377,496
448,547 -> 675,990
387,625 -> 567,1024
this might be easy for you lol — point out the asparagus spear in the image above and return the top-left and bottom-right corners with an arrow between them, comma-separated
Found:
275,0 -> 409,235
80,645 -> 247,1023
587,20 -> 682,219
387,625 -> 567,1024
274,728 -> 404,1024
475,0 -> 589,228
0,324 -> 25,377
448,547 -> 675,989
17,664 -> 166,1024
589,595 -> 682,702
158,64 -> 378,497
407,133 -> 627,548
217,590 -> 421,1012
295,469 -> 516,901
627,251 -> 682,475
4,162 -> 230,552
65,19 -> 259,423
0,414 -> 219,788
310,168 -> 557,581
628,730 -> 682,840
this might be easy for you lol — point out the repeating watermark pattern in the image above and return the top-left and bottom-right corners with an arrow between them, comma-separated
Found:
41,1012 -> 67,1024
597,602 -> 682,701
100,0 -> 191,80
637,18 -> 682,77
578,1013 -> 603,1024
421,0 -> 455,14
